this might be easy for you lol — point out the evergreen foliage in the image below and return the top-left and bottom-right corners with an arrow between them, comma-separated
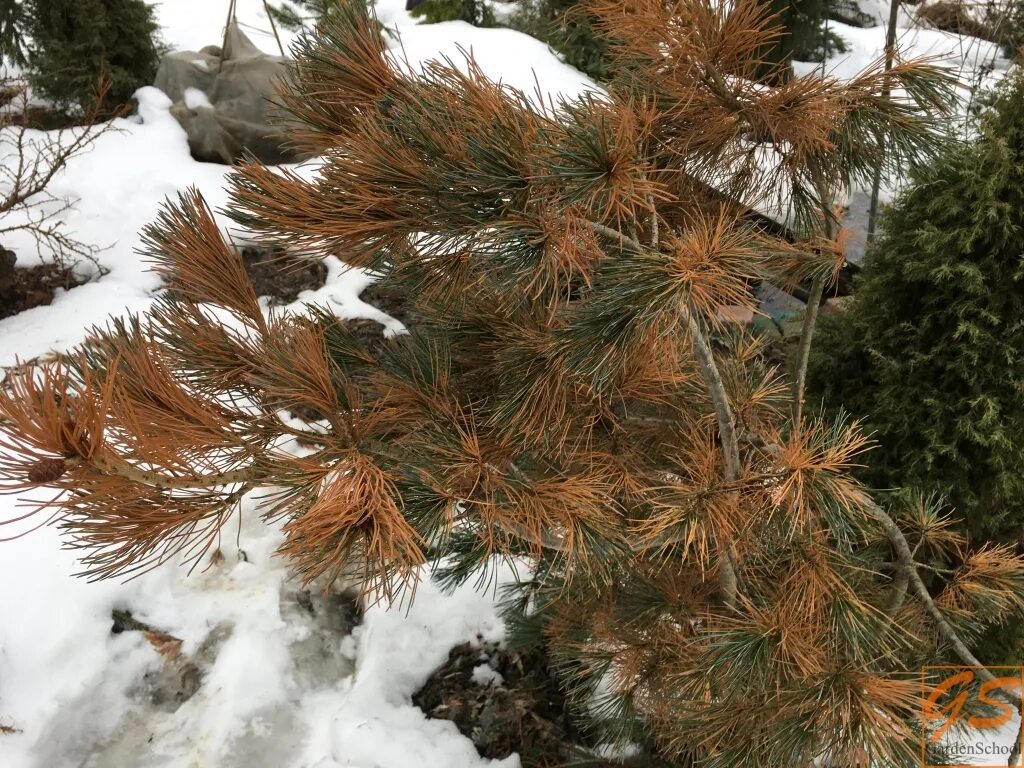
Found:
507,0 -> 611,80
268,0 -> 345,31
510,0 -> 845,84
0,0 -> 26,66
808,70 -> 1024,549
408,0 -> 496,26
2,1 -> 1022,764
24,0 -> 162,115
755,0 -> 842,78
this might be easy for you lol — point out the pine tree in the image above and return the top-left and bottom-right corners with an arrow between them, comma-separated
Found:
25,0 -> 162,115
2,1 -> 1022,764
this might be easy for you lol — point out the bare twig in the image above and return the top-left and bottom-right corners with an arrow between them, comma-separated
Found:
791,273 -> 825,424
866,0 -> 903,243
869,498 -> 1022,709
791,182 -> 838,425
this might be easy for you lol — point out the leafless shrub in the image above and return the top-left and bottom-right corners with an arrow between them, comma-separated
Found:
0,79 -> 121,279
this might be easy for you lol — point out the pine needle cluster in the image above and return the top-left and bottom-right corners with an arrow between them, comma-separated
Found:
1,1 -> 1022,764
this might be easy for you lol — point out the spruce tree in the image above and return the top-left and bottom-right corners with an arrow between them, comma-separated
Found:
0,0 -> 26,66
1,1 -> 1022,764
25,0 -> 162,115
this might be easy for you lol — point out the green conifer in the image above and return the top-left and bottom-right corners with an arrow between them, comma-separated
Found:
25,0 -> 162,115
809,70 -> 1024,548
0,0 -> 26,65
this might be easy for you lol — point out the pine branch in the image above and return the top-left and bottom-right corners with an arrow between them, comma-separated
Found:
870,498 -> 1022,707
791,273 -> 825,425
585,218 -> 741,605
791,183 -> 837,425
88,454 -> 257,491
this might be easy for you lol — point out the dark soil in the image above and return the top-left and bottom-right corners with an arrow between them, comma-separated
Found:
332,280 -> 413,356
359,281 -> 413,329
241,246 -> 328,305
0,248 -> 86,321
413,640 -> 587,767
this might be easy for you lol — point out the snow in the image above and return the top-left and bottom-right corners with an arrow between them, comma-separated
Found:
471,664 -> 504,687
0,1 -> 1019,766
154,0 -> 302,56
183,86 -> 214,111
0,494 -> 517,768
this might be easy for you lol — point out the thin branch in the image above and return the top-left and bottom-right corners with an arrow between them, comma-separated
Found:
584,218 -> 742,605
791,181 -> 837,425
866,0 -> 902,243
869,498 -> 1022,708
88,454 -> 258,490
791,273 -> 825,425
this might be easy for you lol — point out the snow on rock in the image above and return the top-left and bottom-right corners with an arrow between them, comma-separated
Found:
183,86 -> 214,111
387,21 -> 598,103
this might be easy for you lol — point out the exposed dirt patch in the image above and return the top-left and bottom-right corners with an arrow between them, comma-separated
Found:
413,640 -> 587,766
241,246 -> 327,305
339,280 -> 415,356
0,248 -> 87,321
359,281 -> 413,328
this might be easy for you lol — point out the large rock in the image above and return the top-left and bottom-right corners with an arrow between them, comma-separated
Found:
153,23 -> 303,165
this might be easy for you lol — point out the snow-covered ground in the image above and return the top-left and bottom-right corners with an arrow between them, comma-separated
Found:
0,1 -> 1018,766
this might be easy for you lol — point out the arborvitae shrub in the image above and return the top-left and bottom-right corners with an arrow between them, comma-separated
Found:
2,1 -> 1023,764
25,0 -> 162,115
808,69 -> 1024,549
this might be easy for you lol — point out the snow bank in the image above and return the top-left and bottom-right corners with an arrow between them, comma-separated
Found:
155,0 -> 302,56
0,490 -> 518,768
